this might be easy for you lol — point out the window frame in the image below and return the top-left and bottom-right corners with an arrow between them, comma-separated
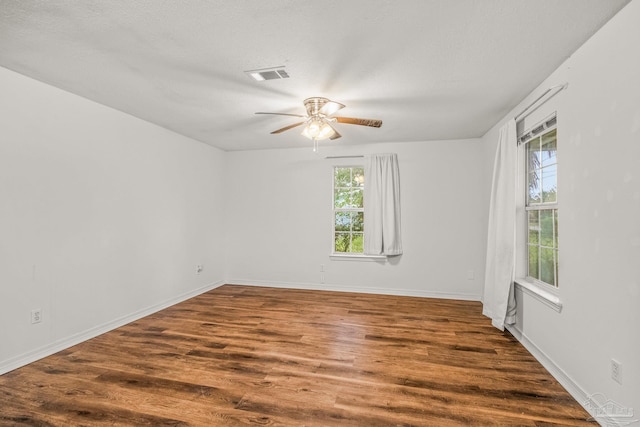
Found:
331,165 -> 365,255
515,113 -> 561,310
524,126 -> 559,288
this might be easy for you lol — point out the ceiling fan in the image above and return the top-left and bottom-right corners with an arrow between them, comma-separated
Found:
256,97 -> 382,150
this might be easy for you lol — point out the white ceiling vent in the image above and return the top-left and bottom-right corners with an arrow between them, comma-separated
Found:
245,66 -> 289,82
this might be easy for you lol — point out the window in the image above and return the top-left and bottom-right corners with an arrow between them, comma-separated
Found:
333,166 -> 364,254
525,127 -> 558,287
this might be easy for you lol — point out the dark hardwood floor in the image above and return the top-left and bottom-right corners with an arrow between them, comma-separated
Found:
0,284 -> 594,426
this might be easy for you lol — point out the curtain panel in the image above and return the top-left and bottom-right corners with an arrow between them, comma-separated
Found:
364,153 -> 403,256
483,119 -> 517,330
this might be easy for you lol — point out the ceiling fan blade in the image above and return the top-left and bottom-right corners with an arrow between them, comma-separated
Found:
270,121 -> 305,134
319,100 -> 345,117
326,121 -> 341,140
256,112 -> 307,118
335,117 -> 383,128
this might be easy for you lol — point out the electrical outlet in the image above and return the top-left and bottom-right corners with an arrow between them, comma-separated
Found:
611,359 -> 622,384
31,309 -> 42,324
196,265 -> 203,274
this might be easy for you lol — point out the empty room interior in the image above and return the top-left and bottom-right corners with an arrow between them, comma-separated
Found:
1,1 -> 639,425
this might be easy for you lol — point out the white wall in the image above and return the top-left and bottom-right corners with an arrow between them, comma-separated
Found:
225,140 -> 486,300
481,0 -> 640,417
0,67 -> 227,373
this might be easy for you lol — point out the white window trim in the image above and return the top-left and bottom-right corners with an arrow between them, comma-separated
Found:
514,278 -> 562,312
330,253 -> 387,262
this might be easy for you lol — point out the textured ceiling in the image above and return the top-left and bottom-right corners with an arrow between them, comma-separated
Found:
0,0 -> 631,151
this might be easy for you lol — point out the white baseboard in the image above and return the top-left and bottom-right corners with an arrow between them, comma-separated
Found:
505,324 -> 606,426
226,279 -> 482,301
0,280 -> 224,376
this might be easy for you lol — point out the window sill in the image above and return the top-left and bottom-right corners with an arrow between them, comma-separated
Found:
514,278 -> 562,313
330,254 -> 387,262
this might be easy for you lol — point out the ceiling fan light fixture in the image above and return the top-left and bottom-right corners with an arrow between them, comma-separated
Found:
301,118 -> 335,140
318,122 -> 335,139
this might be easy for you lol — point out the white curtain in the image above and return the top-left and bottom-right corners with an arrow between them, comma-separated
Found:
364,153 -> 402,256
483,119 -> 517,330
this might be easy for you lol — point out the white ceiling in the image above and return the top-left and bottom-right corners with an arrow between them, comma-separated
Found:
0,0 -> 631,151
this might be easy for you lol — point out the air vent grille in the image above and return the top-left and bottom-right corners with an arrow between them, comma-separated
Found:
245,66 -> 289,81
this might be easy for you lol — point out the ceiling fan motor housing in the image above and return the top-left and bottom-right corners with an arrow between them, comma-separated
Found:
304,97 -> 331,117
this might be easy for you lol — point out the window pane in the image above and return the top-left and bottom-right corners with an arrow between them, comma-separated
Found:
351,189 -> 364,208
540,247 -> 556,286
334,189 -> 350,208
527,136 -> 541,173
334,168 -> 352,187
334,233 -> 350,252
540,210 -> 554,247
335,212 -> 351,231
352,167 -> 364,187
352,212 -> 364,231
541,164 -> 557,203
528,172 -> 541,204
528,211 -> 539,244
541,129 -> 557,167
528,244 -> 539,280
352,233 -> 364,252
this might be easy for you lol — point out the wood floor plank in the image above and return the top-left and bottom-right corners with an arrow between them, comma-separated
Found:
0,284 -> 595,426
